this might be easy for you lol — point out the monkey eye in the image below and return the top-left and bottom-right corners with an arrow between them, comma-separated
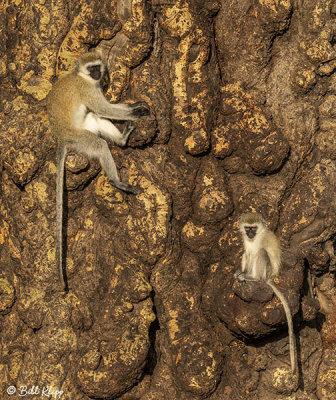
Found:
87,65 -> 100,72
245,226 -> 257,232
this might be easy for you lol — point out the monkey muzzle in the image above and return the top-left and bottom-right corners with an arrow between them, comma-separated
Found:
88,65 -> 102,80
245,227 -> 257,239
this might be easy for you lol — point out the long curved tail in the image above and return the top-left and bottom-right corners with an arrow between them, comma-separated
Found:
56,144 -> 67,291
267,280 -> 296,374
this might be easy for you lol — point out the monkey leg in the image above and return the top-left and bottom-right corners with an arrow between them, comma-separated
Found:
70,131 -> 141,194
83,112 -> 133,146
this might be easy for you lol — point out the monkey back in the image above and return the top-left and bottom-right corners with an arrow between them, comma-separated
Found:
47,72 -> 95,142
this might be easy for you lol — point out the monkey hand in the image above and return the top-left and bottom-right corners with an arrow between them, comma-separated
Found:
234,271 -> 257,284
129,101 -> 150,118
234,270 -> 246,282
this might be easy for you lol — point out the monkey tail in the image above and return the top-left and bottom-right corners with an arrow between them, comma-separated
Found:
56,144 -> 67,291
266,280 -> 296,375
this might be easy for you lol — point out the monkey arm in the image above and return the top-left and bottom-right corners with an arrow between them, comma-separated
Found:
84,89 -> 149,121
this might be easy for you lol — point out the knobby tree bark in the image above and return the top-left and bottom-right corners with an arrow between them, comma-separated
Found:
1,0 -> 336,399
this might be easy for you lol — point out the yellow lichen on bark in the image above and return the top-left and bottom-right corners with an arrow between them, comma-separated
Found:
0,278 -> 15,313
125,162 -> 170,263
167,310 -> 180,342
258,0 -> 291,13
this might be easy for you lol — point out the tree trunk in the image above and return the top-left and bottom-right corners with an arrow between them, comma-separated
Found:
1,0 -> 336,399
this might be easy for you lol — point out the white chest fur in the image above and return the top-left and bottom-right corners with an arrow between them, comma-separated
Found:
243,232 -> 266,279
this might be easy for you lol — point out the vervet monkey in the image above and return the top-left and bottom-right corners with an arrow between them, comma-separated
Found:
235,212 -> 297,375
47,52 -> 150,290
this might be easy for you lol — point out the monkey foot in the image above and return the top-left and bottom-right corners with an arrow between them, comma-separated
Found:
112,181 -> 142,194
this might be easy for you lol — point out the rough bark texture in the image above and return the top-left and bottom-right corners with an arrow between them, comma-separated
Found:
1,0 -> 336,399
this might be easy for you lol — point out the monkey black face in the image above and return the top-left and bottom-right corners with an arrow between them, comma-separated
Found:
87,64 -> 102,81
245,225 -> 257,239
130,101 -> 150,117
